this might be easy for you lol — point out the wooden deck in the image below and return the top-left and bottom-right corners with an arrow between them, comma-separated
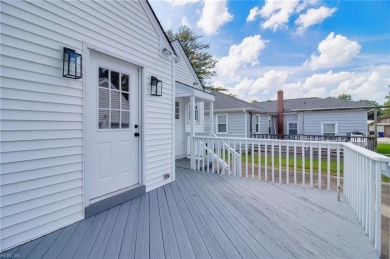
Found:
3,167 -> 378,258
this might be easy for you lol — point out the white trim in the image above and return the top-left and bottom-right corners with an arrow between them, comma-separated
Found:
287,121 -> 298,135
321,122 -> 339,136
216,113 -> 228,134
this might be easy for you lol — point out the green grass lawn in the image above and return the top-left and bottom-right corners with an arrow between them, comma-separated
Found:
377,143 -> 390,156
376,143 -> 390,183
227,151 -> 390,183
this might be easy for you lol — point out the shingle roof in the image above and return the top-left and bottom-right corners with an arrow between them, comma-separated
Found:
205,91 -> 270,112
252,97 -> 372,112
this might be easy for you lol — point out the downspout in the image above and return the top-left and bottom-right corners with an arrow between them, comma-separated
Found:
249,111 -> 253,137
244,109 -> 247,138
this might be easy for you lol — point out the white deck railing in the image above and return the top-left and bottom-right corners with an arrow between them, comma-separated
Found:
192,136 -> 390,256
343,143 -> 389,255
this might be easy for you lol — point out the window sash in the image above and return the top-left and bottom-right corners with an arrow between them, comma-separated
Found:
288,123 -> 298,135
217,114 -> 227,133
323,123 -> 336,136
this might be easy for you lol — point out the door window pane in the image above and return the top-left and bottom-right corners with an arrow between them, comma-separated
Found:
175,102 -> 180,119
98,67 -> 131,129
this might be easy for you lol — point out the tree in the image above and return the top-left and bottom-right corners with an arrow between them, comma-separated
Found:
383,91 -> 390,117
358,99 -> 381,120
166,26 -> 217,86
204,86 -> 228,92
337,93 -> 352,101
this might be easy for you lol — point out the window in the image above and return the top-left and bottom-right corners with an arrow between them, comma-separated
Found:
98,67 -> 130,129
216,114 -> 228,133
288,122 -> 298,135
322,122 -> 337,136
254,115 -> 261,133
175,102 -> 180,119
188,103 -> 199,123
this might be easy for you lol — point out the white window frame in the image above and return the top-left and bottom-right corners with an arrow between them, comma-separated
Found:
254,114 -> 261,133
216,114 -> 228,134
188,103 -> 199,124
287,121 -> 298,135
321,122 -> 338,136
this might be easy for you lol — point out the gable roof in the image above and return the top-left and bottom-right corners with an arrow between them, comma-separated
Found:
252,97 -> 373,112
171,40 -> 203,90
205,91 -> 270,113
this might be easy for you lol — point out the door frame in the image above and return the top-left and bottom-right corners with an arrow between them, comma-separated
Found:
175,98 -> 186,159
82,44 -> 145,211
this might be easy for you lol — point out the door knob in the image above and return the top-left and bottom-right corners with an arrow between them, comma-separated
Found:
134,132 -> 140,137
134,124 -> 138,128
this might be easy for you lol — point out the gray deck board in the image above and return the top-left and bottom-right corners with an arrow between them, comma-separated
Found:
42,221 -> 80,258
26,229 -> 62,259
163,184 -> 196,259
149,190 -> 165,259
104,202 -> 131,259
73,210 -> 108,258
3,167 -> 378,259
156,187 -> 181,258
134,194 -> 149,259
119,197 -> 140,259
88,205 -> 120,259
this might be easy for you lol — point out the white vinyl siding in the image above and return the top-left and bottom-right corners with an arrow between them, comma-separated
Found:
172,41 -> 201,89
216,114 -> 228,134
205,112 -> 249,137
0,0 -> 174,251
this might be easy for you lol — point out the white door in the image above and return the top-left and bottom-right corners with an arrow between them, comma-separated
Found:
86,53 -> 140,202
175,98 -> 185,158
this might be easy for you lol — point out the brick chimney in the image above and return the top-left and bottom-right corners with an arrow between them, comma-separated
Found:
277,90 -> 284,135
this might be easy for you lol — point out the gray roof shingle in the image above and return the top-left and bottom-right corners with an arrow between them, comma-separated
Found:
252,97 -> 372,112
205,91 -> 270,112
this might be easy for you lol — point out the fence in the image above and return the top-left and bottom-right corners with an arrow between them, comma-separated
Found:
251,133 -> 377,151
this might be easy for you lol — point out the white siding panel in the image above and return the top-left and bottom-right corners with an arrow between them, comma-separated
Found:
0,0 -> 175,251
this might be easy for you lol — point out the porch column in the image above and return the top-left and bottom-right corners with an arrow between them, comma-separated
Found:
190,96 -> 196,170
209,101 -> 214,136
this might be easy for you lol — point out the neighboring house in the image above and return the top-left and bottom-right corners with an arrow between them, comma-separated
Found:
205,91 -> 371,139
171,40 -> 215,158
368,116 -> 390,137
204,91 -> 270,138
252,91 -> 372,137
0,0 -> 213,252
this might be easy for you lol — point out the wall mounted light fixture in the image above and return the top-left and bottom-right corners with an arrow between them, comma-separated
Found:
63,47 -> 82,79
150,76 -> 162,96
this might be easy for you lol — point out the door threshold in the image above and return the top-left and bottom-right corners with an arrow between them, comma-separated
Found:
85,184 -> 145,218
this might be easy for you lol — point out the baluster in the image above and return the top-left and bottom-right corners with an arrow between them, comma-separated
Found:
245,140 -> 248,178
302,142 -> 305,187
265,142 -> 268,181
294,142 -> 297,186
327,144 -> 330,191
310,143 -> 313,188
318,143 -> 321,190
252,140 -> 254,179
279,141 -> 282,184
272,141 -> 275,183
227,139 -> 231,175
258,141 -> 261,181
337,145 -> 340,190
286,142 -> 289,185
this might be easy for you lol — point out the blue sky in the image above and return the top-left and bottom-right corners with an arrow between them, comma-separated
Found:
150,0 -> 389,104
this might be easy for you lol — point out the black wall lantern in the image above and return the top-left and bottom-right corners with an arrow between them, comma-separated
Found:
150,76 -> 162,96
63,47 -> 82,79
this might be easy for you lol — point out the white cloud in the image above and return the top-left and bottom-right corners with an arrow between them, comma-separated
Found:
181,16 -> 191,27
197,0 -> 233,35
216,35 -> 267,79
224,67 -> 389,104
170,0 -> 201,6
246,6 -> 260,22
295,7 -> 337,33
258,0 -> 300,31
305,32 -> 361,70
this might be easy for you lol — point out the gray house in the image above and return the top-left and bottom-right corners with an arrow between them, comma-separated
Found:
206,91 -> 371,138
253,90 -> 371,137
204,91 -> 270,138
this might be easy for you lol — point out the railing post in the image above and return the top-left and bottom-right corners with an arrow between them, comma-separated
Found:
190,96 -> 195,170
374,161 -> 381,255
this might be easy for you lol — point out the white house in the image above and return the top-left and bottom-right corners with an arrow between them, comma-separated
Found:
0,0 -> 213,252
171,40 -> 214,160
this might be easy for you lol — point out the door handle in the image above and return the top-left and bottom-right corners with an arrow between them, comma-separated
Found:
134,124 -> 138,128
134,132 -> 140,137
